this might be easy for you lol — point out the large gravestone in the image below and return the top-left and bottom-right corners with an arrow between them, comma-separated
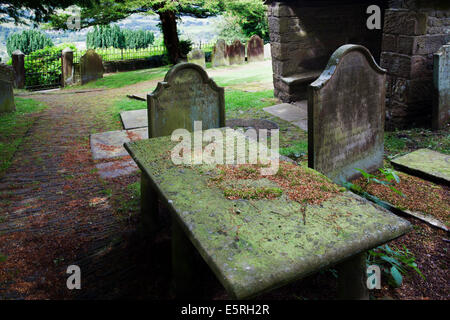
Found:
212,39 -> 229,67
80,49 -> 104,85
0,63 -> 16,113
247,35 -> 264,63
308,44 -> 386,183
228,40 -> 245,65
187,49 -> 206,68
432,44 -> 450,130
148,63 -> 225,138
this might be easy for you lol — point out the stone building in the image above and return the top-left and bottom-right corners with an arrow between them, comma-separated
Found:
266,0 -> 449,129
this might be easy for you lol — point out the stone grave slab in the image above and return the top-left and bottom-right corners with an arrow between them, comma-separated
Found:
120,109 -> 148,129
264,43 -> 271,60
247,35 -> 264,63
80,49 -> 104,85
95,159 -> 138,179
0,63 -> 16,113
391,148 -> 450,185
90,127 -> 148,160
308,44 -> 386,183
148,63 -> 225,138
212,39 -> 229,67
187,49 -> 206,68
264,102 -> 308,131
432,44 -> 450,130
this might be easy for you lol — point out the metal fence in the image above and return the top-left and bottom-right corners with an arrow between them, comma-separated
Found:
24,51 -> 62,90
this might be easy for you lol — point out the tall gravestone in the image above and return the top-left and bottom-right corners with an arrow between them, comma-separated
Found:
0,63 -> 16,113
432,44 -> 450,130
187,49 -> 206,68
212,39 -> 229,67
228,40 -> 245,65
80,49 -> 104,85
147,63 -> 225,138
247,35 -> 264,63
308,44 -> 386,183
264,43 -> 271,60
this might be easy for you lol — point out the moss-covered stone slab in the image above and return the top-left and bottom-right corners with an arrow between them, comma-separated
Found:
125,130 -> 411,299
391,148 -> 450,186
120,109 -> 148,130
264,103 -> 308,131
90,128 -> 148,160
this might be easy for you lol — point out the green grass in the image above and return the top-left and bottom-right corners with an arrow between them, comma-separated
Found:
0,97 -> 48,177
98,98 -> 147,131
69,66 -> 171,90
212,63 -> 273,86
279,141 -> 308,159
225,90 -> 276,111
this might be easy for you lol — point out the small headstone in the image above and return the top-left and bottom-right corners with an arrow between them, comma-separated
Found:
247,35 -> 264,63
432,44 -> 450,130
228,40 -> 245,65
80,49 -> 104,85
264,43 -> 271,60
148,63 -> 225,138
212,39 -> 229,67
187,49 -> 206,68
308,44 -> 386,183
0,63 -> 16,113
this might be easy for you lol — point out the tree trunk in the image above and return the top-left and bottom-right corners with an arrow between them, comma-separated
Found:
159,10 -> 182,64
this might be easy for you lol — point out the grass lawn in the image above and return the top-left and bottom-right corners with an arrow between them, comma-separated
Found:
0,97 -> 48,177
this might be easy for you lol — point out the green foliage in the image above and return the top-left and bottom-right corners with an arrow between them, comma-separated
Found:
179,39 -> 193,56
87,25 -> 155,49
354,168 -> 404,196
24,43 -> 77,88
279,141 -> 308,160
367,244 -> 425,287
221,0 -> 269,42
6,30 -> 54,56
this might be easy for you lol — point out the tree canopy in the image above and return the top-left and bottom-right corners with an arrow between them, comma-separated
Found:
6,29 -> 54,55
86,25 -> 155,49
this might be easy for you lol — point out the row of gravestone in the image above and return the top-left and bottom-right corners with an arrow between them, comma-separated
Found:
187,35 -> 268,68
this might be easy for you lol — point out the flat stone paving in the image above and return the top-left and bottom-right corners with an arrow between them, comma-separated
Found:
95,159 -> 138,179
90,127 -> 148,160
120,109 -> 147,129
391,148 -> 450,185
263,101 -> 308,131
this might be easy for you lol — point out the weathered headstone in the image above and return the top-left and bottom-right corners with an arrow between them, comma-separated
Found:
228,40 -> 245,65
247,35 -> 264,63
80,49 -> 104,85
211,39 -> 229,67
264,43 -> 271,60
187,49 -> 206,68
148,63 -> 225,138
308,44 -> 386,183
432,44 -> 450,130
62,47 -> 74,87
12,50 -> 24,89
0,63 -> 16,113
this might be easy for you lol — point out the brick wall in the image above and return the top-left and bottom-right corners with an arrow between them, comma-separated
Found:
381,0 -> 450,129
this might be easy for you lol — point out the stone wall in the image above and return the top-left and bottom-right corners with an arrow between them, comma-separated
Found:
381,0 -> 450,129
267,0 -> 386,102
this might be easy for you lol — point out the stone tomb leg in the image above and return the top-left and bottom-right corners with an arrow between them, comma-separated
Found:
337,252 -> 369,300
308,44 -> 387,184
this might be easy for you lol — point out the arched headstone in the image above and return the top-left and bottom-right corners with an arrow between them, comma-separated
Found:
228,40 -> 245,65
148,63 -> 225,138
80,49 -> 104,85
212,39 -> 229,67
308,44 -> 386,183
187,49 -> 206,68
247,35 -> 264,63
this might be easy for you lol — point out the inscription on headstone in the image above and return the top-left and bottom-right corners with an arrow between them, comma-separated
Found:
247,35 -> 264,63
212,39 -> 229,67
187,49 -> 206,68
228,40 -> 245,65
308,44 -> 386,183
148,63 -> 225,138
0,63 -> 16,113
432,44 -> 450,130
80,49 -> 104,85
